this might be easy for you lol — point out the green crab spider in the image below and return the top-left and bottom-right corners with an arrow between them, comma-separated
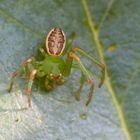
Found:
9,27 -> 105,108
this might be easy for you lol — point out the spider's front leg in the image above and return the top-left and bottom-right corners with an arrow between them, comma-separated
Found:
71,47 -> 105,88
9,58 -> 34,93
70,52 -> 94,106
63,51 -> 94,106
75,73 -> 85,101
26,69 -> 37,107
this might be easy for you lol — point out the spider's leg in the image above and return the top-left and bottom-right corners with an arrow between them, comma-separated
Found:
75,73 -> 85,101
9,58 -> 33,93
71,47 -> 105,88
39,48 -> 46,57
70,52 -> 94,106
64,51 -> 94,106
62,32 -> 75,55
26,69 -> 37,107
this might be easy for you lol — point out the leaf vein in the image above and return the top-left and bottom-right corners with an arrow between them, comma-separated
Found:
81,0 -> 132,140
98,0 -> 115,30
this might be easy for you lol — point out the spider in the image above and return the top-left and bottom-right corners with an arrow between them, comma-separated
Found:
9,27 -> 105,108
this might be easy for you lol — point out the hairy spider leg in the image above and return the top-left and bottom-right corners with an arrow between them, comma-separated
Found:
71,47 -> 105,88
26,69 -> 37,107
63,50 -> 94,106
9,58 -> 33,93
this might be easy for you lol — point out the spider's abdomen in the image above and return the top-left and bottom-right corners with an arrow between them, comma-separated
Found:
46,27 -> 66,56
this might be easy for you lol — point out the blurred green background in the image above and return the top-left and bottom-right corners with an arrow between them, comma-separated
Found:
0,0 -> 140,140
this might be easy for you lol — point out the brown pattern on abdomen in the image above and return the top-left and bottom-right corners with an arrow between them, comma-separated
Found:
47,27 -> 65,56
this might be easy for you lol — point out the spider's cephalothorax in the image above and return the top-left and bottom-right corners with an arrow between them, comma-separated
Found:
9,27 -> 105,108
46,27 -> 66,56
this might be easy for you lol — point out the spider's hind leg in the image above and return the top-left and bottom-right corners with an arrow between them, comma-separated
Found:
62,32 -> 75,55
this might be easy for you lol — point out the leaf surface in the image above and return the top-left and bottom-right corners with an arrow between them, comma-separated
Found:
0,0 -> 139,140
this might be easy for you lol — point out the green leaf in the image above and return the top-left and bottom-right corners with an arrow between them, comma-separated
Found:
0,0 -> 139,140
